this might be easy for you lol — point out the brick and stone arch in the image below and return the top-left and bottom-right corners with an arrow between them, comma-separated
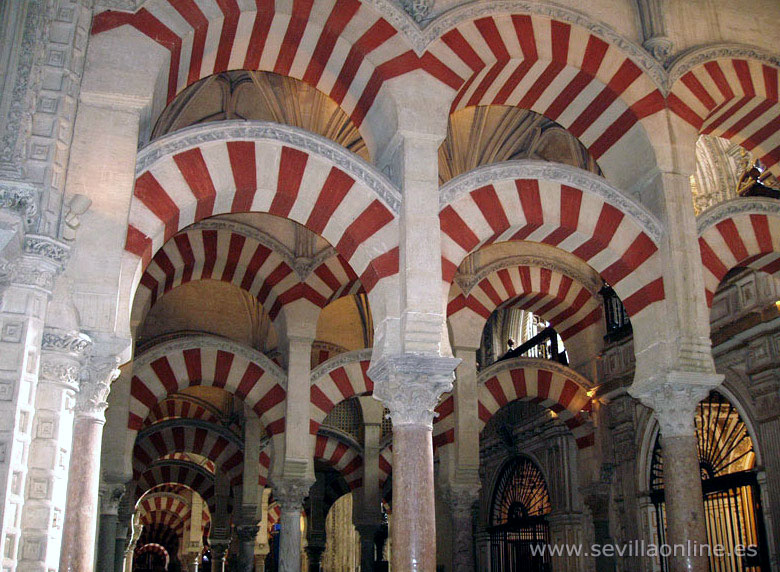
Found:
121,123 -> 401,326
434,357 -> 594,449
137,494 -> 210,537
697,198 -> 780,306
439,162 -> 665,324
128,334 -> 286,436
309,349 -> 374,436
423,10 -> 666,189
314,433 -> 363,490
90,0 -> 418,155
134,220 -> 363,324
669,49 -> 780,176
447,262 -> 603,349
135,460 -> 220,515
133,419 -> 245,486
143,395 -> 222,427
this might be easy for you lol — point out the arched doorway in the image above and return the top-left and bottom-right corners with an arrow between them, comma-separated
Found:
650,391 -> 770,571
489,456 -> 553,572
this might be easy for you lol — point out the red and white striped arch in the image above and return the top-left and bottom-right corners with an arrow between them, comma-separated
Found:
135,543 -> 169,565
440,165 -> 665,318
310,350 -> 373,435
697,201 -> 780,306
133,423 -> 244,486
144,396 -> 221,427
314,434 -> 363,489
447,264 -> 602,343
91,0 -> 417,148
480,359 -> 593,448
129,336 -> 286,433
137,495 -> 210,535
378,444 -> 391,487
137,226 -> 362,321
669,57 -> 780,175
434,358 -> 593,448
126,131 -> 399,297
135,462 -> 218,513
426,13 -> 665,180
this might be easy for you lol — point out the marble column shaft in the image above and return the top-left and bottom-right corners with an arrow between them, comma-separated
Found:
274,480 -> 309,572
59,356 -> 119,572
632,377 -> 719,572
236,523 -> 260,572
369,354 -> 458,572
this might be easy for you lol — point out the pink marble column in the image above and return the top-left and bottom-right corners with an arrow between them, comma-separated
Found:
60,356 -> 119,572
633,377 -> 718,572
369,355 -> 459,572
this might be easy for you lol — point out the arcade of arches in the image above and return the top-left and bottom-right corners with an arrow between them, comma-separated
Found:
1,1 -> 780,571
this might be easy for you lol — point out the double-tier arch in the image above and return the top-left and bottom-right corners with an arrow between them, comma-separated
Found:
120,123 -> 401,336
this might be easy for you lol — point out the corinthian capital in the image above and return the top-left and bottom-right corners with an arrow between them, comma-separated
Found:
368,354 -> 460,427
75,355 -> 120,419
271,478 -> 313,511
630,371 -> 723,437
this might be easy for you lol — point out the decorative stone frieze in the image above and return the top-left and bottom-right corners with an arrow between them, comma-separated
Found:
368,354 -> 459,427
400,0 -> 433,23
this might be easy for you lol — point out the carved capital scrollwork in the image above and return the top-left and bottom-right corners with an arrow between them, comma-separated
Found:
271,478 -> 314,512
368,354 -> 460,427
630,371 -> 723,437
235,523 -> 260,543
41,329 -> 92,356
99,483 -> 126,516
75,356 -> 120,420
0,184 -> 39,229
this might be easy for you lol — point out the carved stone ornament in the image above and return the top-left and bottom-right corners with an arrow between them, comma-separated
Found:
696,197 -> 780,236
39,357 -> 80,388
75,356 -> 121,419
235,523 -> 260,542
99,483 -> 126,516
368,354 -> 460,427
630,371 -> 723,437
41,329 -> 92,356
400,0 -> 433,23
271,478 -> 314,511
0,184 -> 40,229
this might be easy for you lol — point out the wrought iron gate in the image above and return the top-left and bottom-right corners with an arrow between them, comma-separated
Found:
650,392 -> 770,571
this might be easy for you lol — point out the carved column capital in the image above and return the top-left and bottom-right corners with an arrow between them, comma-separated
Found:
210,539 -> 230,560
630,371 -> 723,437
271,477 -> 313,511
75,355 -> 120,420
99,483 -> 126,516
235,523 -> 260,542
368,354 -> 460,427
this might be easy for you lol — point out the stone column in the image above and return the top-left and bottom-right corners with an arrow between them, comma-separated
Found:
306,476 -> 326,572
273,479 -> 310,572
444,484 -> 480,572
113,500 -> 132,572
59,354 -> 120,572
305,544 -> 324,571
96,483 -> 125,572
369,354 -> 458,572
632,375 -> 721,572
236,522 -> 260,572
211,540 -> 229,572
356,524 -> 379,572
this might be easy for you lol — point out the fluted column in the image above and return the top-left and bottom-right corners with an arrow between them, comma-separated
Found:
369,354 -> 458,572
59,354 -> 120,572
632,374 -> 721,572
273,479 -> 310,572
444,484 -> 480,572
236,522 -> 260,572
